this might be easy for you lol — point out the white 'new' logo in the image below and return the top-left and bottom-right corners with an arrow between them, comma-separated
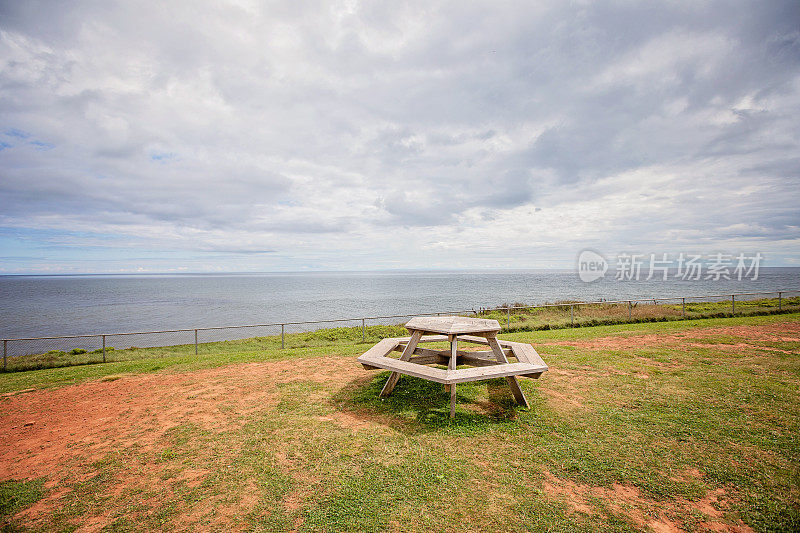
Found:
577,250 -> 608,282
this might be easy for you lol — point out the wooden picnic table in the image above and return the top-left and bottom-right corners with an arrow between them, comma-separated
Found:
358,316 -> 548,418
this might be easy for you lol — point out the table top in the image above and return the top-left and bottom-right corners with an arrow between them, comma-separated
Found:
404,316 -> 501,335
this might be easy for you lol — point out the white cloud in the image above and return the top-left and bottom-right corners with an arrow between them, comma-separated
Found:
0,0 -> 798,273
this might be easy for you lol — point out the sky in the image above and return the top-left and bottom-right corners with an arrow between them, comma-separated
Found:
0,0 -> 799,274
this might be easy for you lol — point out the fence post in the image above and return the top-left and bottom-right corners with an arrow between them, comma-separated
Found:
778,292 -> 782,311
682,298 -> 685,317
732,294 -> 735,314
3,340 -> 6,371
570,305 -> 574,326
281,324 -> 285,349
102,335 -> 106,363
628,301 -> 632,320
362,318 -> 365,343
507,307 -> 511,329
194,329 -> 198,355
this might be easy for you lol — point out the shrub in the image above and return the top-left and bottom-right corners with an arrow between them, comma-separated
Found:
90,347 -> 114,354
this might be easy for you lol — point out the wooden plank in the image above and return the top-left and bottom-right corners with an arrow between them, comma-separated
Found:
359,353 -> 546,384
508,343 -> 547,367
380,330 -> 422,397
506,342 -> 548,378
413,346 -> 450,359
359,357 -> 450,384
444,363 -> 547,384
456,335 -> 491,345
396,334 -> 449,343
520,372 -> 544,380
391,344 -> 510,362
488,336 -> 529,408
459,335 -> 516,347
487,336 -> 511,363
458,353 -> 501,367
407,354 -> 443,365
405,316 -> 501,335
358,338 -> 400,360
465,348 -> 513,359
450,336 -> 457,417
456,337 -> 548,374
392,344 -> 447,358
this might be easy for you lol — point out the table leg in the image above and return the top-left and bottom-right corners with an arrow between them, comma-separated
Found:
487,336 -> 529,408
380,330 -> 423,397
449,335 -> 457,418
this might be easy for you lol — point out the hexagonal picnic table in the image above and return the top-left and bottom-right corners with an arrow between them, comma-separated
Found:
358,316 -> 548,417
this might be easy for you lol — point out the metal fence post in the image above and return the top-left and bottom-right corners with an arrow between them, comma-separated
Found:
628,301 -> 632,320
682,298 -> 685,317
507,307 -> 511,328
194,329 -> 198,355
3,340 -> 6,371
779,292 -> 782,311
732,294 -> 735,314
570,305 -> 574,326
362,318 -> 365,343
102,335 -> 106,363
281,324 -> 285,349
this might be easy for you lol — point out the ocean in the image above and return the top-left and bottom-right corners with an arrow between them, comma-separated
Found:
1,268 -> 798,339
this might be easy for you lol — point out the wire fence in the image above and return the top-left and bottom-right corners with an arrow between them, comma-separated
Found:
3,289 -> 799,372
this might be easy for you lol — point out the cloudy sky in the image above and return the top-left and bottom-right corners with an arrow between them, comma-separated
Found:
0,0 -> 798,274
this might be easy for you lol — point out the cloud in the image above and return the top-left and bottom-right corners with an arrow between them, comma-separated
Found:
0,0 -> 798,272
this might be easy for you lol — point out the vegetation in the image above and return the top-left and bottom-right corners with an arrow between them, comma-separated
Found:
484,294 -> 800,331
0,313 -> 798,530
0,479 -> 44,519
3,296 -> 798,374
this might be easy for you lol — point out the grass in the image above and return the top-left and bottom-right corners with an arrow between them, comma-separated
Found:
484,295 -> 800,331
4,296 -> 799,375
1,313 -> 799,531
0,479 -> 45,531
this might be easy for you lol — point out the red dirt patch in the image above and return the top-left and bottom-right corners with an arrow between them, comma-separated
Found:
548,321 -> 800,353
0,357 -> 361,481
543,471 -> 754,532
0,356 -> 371,527
686,342 -> 797,355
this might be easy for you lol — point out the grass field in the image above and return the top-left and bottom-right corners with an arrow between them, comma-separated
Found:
1,313 -> 798,531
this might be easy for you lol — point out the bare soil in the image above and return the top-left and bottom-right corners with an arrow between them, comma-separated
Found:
0,358 -> 357,482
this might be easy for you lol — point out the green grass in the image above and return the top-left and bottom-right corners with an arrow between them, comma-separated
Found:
1,313 -> 799,531
0,478 -> 44,529
483,295 -> 800,331
4,296 -> 798,375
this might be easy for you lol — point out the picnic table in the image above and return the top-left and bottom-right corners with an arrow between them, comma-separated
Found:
358,316 -> 548,417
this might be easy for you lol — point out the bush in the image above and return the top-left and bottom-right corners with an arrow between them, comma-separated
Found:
90,347 -> 114,354
70,348 -> 87,355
